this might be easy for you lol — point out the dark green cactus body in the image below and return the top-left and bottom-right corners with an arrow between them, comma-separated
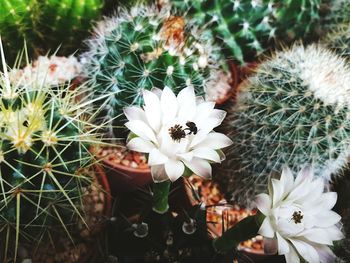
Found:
171,0 -> 321,63
82,5 -> 222,137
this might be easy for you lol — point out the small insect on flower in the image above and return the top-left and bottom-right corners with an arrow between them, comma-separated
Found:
184,121 -> 198,135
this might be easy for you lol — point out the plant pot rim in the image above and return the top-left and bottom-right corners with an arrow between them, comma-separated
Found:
101,154 -> 151,174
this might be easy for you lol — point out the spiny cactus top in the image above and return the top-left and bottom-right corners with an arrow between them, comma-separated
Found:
171,0 -> 321,63
0,50 -> 104,260
216,44 -> 350,207
81,5 -> 223,138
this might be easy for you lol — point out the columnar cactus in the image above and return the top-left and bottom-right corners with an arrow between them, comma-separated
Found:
171,0 -> 321,62
216,45 -> 350,206
0,48 -> 103,261
0,0 -> 103,64
81,5 -> 223,137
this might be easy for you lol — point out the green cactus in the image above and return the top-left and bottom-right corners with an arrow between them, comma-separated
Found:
323,0 -> 350,59
81,5 -> 223,137
0,0 -> 39,64
0,0 -> 102,65
323,22 -> 350,59
0,47 -> 104,262
215,44 -> 350,206
170,0 -> 321,63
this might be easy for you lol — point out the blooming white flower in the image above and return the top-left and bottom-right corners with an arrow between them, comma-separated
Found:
255,167 -> 344,263
124,86 -> 232,182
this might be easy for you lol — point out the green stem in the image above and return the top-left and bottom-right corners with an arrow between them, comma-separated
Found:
152,181 -> 171,214
212,212 -> 265,253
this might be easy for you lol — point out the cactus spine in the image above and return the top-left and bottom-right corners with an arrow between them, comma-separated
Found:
171,0 -> 321,63
216,45 -> 350,206
81,5 -> 223,137
0,46 -> 104,261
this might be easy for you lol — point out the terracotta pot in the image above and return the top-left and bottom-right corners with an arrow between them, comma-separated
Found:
102,156 -> 152,195
239,62 -> 259,79
94,164 -> 113,217
215,61 -> 240,105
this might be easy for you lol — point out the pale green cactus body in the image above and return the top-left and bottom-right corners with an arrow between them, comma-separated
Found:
216,45 -> 350,206
171,0 -> 321,63
0,49 -> 104,261
81,5 -> 223,137
0,0 -> 102,64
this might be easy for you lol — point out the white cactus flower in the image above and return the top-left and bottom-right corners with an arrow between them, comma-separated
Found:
124,86 -> 232,182
255,167 -> 344,263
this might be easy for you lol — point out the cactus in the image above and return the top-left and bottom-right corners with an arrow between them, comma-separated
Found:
81,5 -> 223,137
215,44 -> 350,206
170,0 -> 321,63
0,0 -> 103,65
322,0 -> 350,59
0,0 -> 39,64
0,46 -> 104,262
323,22 -> 350,59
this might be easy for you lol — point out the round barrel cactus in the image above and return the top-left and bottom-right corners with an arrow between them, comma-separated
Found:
171,0 -> 321,63
81,4 -> 223,137
216,44 -> 350,206
0,48 -> 102,261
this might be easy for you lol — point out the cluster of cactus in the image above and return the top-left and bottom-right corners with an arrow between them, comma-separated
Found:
0,0 -> 103,64
170,0 -> 322,63
323,0 -> 350,59
81,4 -> 223,137
215,44 -> 350,206
0,49 -> 102,261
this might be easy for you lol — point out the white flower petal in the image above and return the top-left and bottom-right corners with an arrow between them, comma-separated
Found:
254,193 -> 271,215
164,159 -> 185,182
194,132 -> 233,149
177,86 -> 196,121
276,232 -> 290,255
299,228 -> 337,245
271,178 -> 284,206
284,244 -> 300,263
315,245 -> 337,263
289,239 -> 320,263
258,218 -> 275,238
280,166 -> 294,196
143,89 -> 161,132
127,137 -> 155,153
151,165 -> 168,183
192,147 -> 221,162
125,120 -> 157,143
148,148 -> 169,166
312,211 -> 342,228
161,86 -> 178,124
193,101 -> 215,122
183,158 -> 212,179
123,106 -> 147,122
177,151 -> 194,162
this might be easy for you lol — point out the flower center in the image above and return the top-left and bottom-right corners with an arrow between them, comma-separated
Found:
169,124 -> 186,142
291,211 -> 303,224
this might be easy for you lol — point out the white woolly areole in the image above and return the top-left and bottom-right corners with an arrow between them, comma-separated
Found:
272,45 -> 350,107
